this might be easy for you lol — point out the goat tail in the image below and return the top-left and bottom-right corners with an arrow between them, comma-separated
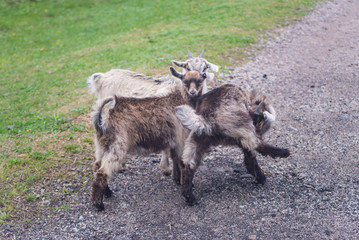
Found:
92,96 -> 116,135
256,143 -> 290,158
176,105 -> 212,135
87,73 -> 104,96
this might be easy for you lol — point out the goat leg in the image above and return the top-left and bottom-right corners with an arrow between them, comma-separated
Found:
170,149 -> 183,185
181,164 -> 196,206
256,143 -> 290,158
159,148 -> 172,176
91,172 -> 108,211
242,148 -> 266,184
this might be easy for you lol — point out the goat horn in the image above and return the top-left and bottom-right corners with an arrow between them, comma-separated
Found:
199,49 -> 205,58
255,102 -> 263,115
187,50 -> 193,58
245,100 -> 250,111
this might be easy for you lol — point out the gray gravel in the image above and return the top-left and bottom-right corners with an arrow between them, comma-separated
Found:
2,0 -> 359,239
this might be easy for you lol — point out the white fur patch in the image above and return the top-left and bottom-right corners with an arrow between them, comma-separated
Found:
263,111 -> 276,122
176,105 -> 212,135
207,62 -> 219,73
206,72 -> 215,82
87,73 -> 104,96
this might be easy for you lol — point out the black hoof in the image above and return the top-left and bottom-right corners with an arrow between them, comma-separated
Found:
162,169 -> 172,176
280,149 -> 290,158
103,186 -> 113,198
173,177 -> 181,185
256,176 -> 266,185
256,169 -> 266,185
183,193 -> 196,206
93,202 -> 104,211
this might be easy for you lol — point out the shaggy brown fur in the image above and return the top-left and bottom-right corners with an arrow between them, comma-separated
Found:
176,84 -> 290,205
91,68 -> 206,211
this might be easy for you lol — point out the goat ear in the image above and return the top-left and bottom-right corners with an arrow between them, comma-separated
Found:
199,49 -> 205,58
207,62 -> 220,73
170,67 -> 184,80
172,60 -> 187,69
187,50 -> 193,58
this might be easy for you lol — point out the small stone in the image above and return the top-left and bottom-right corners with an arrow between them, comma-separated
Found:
240,174 -> 253,178
79,216 -> 84,222
298,173 -> 306,180
248,235 -> 257,240
289,126 -> 298,131
41,200 -> 50,205
319,205 -> 326,210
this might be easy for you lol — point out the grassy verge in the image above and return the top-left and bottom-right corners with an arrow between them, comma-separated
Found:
0,0 -> 322,224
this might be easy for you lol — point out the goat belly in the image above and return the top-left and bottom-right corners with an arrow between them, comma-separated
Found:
131,136 -> 171,155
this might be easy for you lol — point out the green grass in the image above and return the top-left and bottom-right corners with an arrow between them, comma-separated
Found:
0,0 -> 322,224
25,193 -> 38,203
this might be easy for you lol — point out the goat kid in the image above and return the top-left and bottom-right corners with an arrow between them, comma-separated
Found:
172,49 -> 220,90
176,84 -> 290,205
91,68 -> 207,210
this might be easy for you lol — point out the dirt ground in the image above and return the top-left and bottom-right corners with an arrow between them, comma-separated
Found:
2,0 -> 359,239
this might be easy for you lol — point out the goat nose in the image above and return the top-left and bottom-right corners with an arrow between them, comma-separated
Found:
189,89 -> 197,95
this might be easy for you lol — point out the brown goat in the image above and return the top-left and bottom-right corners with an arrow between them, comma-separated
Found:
91,68 -> 207,210
175,84 -> 290,205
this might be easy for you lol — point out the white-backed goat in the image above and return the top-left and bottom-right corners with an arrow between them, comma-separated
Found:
87,69 -> 179,100
91,68 -> 207,210
87,50 -> 219,100
175,84 -> 290,205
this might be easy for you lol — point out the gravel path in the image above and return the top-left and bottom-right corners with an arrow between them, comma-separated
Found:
2,0 -> 359,239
